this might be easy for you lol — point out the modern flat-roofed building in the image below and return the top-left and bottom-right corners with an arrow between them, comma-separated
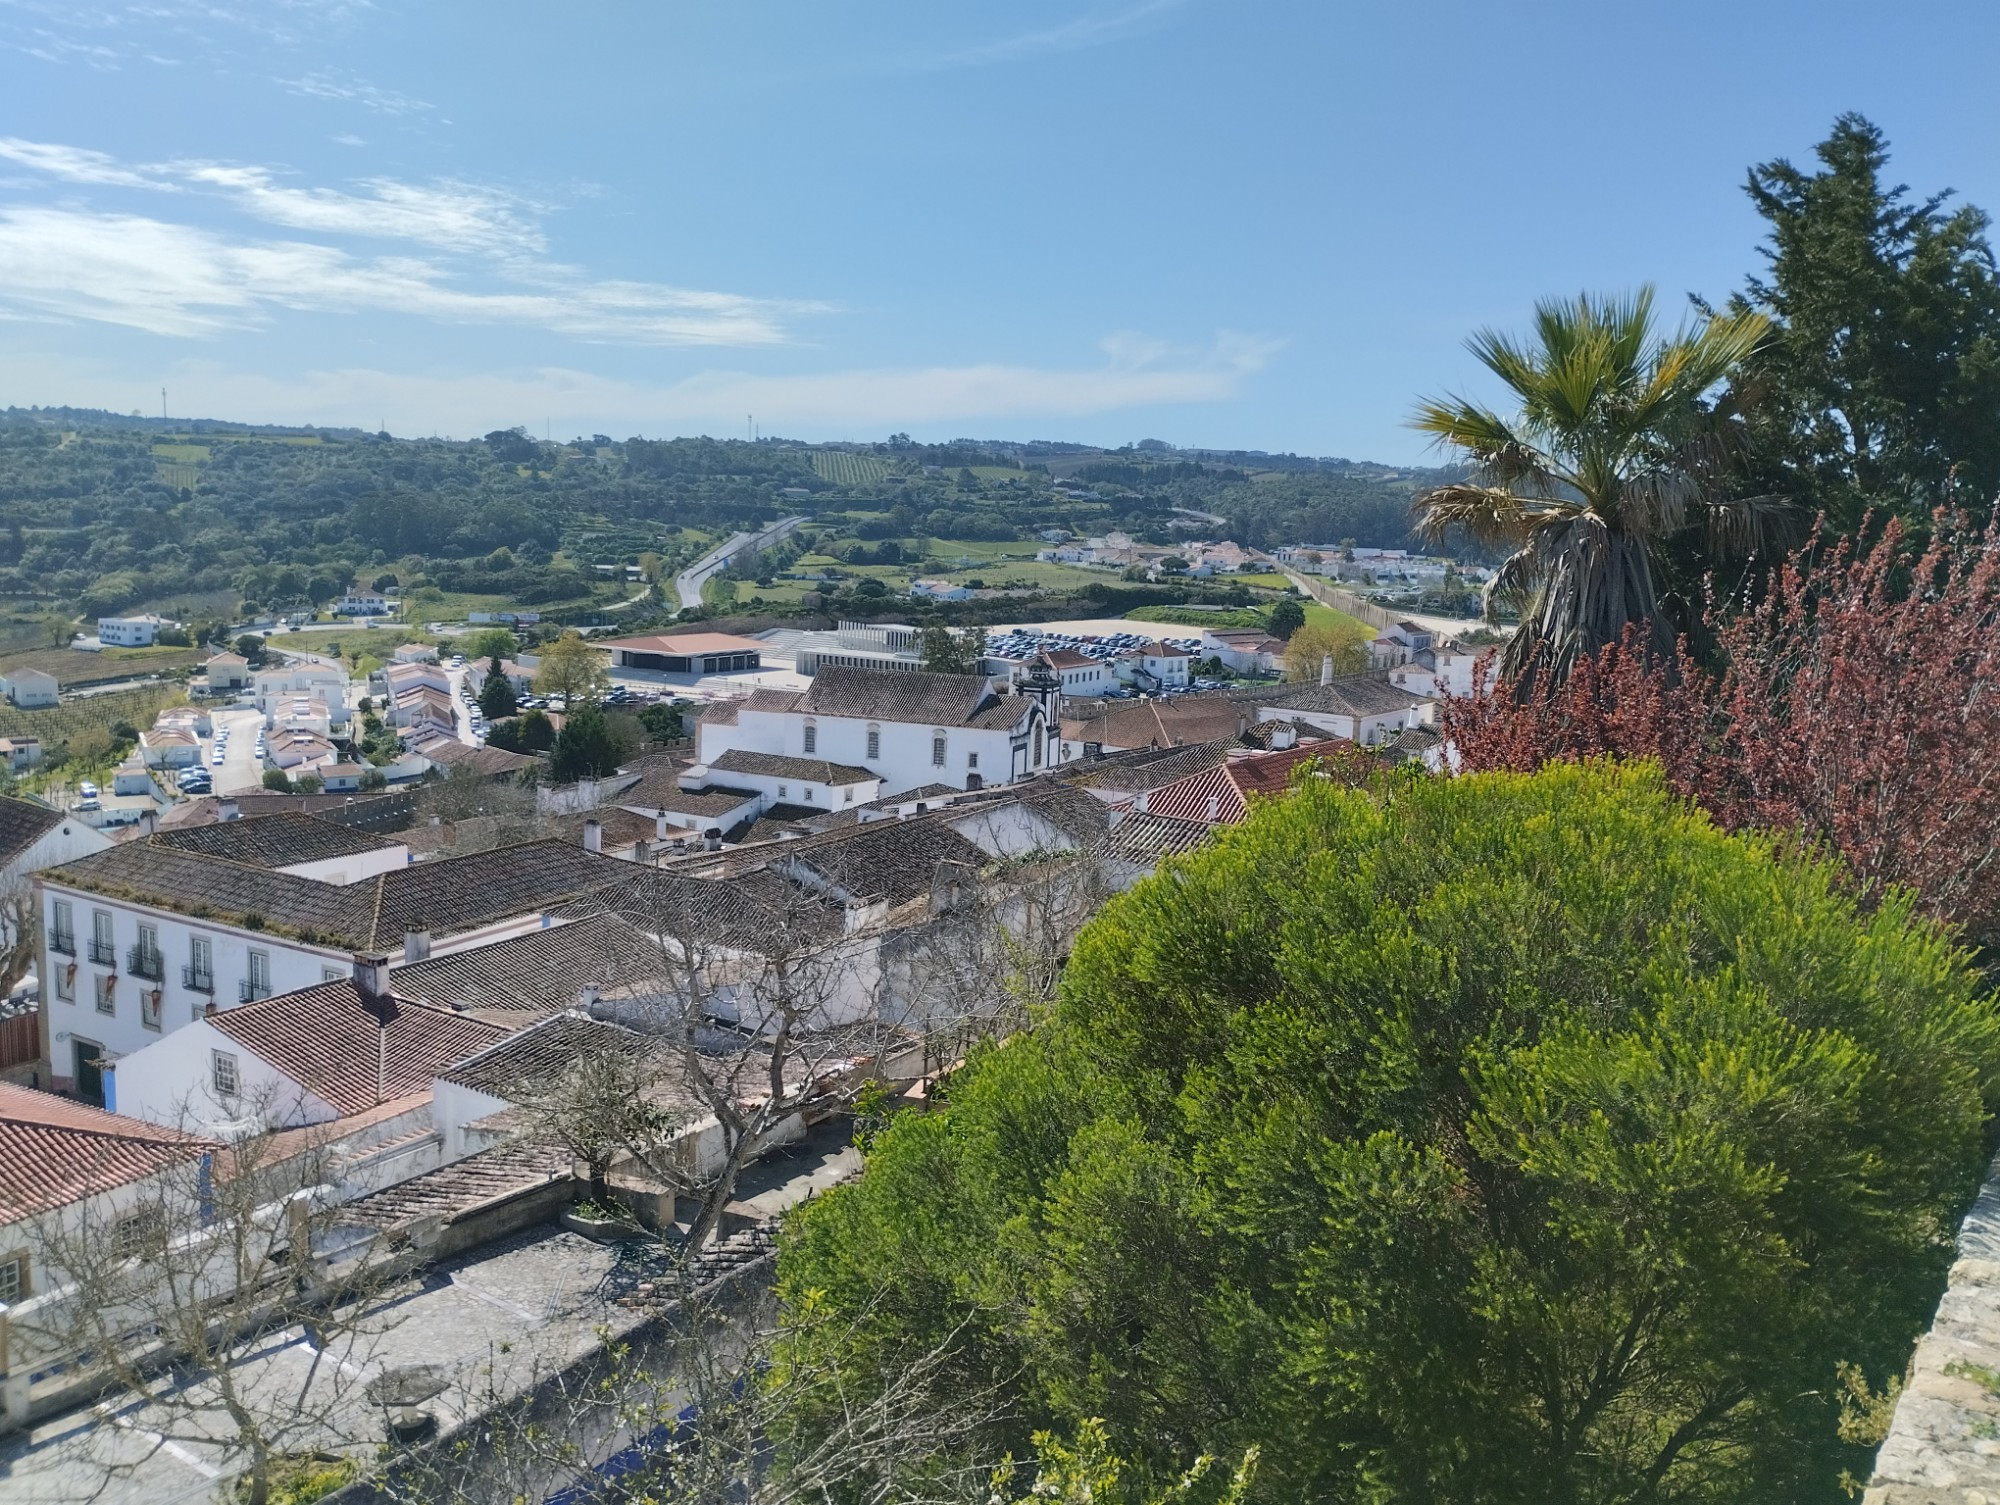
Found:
599,631 -> 764,675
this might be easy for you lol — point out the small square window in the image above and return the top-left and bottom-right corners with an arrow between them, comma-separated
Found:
0,1251 -> 27,1303
967,752 -> 979,770
111,1211 -> 163,1261
211,1050 -> 240,1099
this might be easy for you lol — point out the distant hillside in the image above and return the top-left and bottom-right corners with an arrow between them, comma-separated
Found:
0,409 -> 1460,624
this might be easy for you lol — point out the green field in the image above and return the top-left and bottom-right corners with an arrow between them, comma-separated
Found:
0,682 -> 185,745
0,643 -> 202,686
811,451 -> 892,486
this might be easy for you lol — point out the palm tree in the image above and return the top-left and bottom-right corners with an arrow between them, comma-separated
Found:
1412,287 -> 1785,690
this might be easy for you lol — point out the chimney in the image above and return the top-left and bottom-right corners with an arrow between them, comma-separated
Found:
703,826 -> 723,852
1207,793 -> 1221,821
351,951 -> 392,1002
1135,789 -> 1150,814
1273,722 -> 1297,750
930,858 -> 975,916
583,818 -> 602,855
578,984 -> 601,1013
218,797 -> 240,822
403,928 -> 431,964
1320,654 -> 1334,687
654,811 -> 670,842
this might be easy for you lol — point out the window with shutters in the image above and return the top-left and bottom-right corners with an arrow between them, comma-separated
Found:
802,722 -> 816,755
932,733 -> 946,768
866,725 -> 881,760
0,1251 -> 27,1304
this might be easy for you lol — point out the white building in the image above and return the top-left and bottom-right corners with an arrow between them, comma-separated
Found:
1,670 -> 57,709
34,817 -> 633,1100
1024,648 -> 1111,697
1112,640 -> 1194,691
96,616 -> 175,648
694,666 -> 1055,797
334,589 -> 392,617
679,749 -> 883,814
254,664 -> 349,725
791,622 -> 925,677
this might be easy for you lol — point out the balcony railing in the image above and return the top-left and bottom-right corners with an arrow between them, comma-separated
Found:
128,946 -> 165,981
182,965 -> 214,993
87,939 -> 116,967
239,979 -> 270,1003
48,931 -> 75,957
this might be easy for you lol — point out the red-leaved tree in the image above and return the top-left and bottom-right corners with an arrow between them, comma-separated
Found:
1446,512 -> 2000,944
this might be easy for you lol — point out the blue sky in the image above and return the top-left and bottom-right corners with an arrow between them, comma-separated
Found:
2,0 -> 1997,461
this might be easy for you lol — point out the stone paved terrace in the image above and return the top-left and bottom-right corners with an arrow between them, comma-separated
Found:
1870,1152 -> 2000,1502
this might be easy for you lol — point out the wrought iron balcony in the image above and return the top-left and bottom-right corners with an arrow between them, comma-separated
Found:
182,965 -> 214,993
239,979 -> 270,1003
48,930 -> 75,957
87,939 -> 116,967
128,946 -> 165,981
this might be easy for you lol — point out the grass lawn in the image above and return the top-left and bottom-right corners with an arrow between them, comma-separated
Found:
1231,571 -> 1295,590
1302,602 -> 1376,640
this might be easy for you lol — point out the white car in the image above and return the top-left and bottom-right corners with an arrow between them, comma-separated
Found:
211,751 -> 226,766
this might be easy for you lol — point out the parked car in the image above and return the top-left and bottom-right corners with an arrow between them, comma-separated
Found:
75,781 -> 100,809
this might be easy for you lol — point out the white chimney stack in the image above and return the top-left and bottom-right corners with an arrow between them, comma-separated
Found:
1320,654 -> 1334,687
352,951 -> 392,1001
654,811 -> 670,842
218,797 -> 240,822
403,929 -> 431,964
1206,793 -> 1220,822
583,818 -> 602,855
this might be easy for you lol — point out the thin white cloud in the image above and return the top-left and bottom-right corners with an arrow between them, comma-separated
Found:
0,138 -> 160,188
178,164 -> 545,254
0,206 -> 813,345
280,68 -> 431,115
16,336 -> 1276,437
913,0 -> 1190,70
0,136 -> 542,254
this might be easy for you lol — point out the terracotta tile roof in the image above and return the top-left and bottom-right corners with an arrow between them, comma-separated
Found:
1245,672 -> 1433,718
562,867 -> 846,950
0,795 -> 63,866
157,790 -> 416,832
210,980 -> 510,1116
1062,697 -> 1246,751
347,1137 -> 573,1229
1061,739 -> 1236,793
418,739 -> 541,776
150,811 -> 402,869
708,749 -> 876,786
600,631 -> 766,656
392,913 -> 664,1014
441,1012 -> 650,1096
1141,744 -> 1356,824
1037,648 -> 1095,670
1379,725 -> 1444,764
787,817 -> 989,907
44,837 -> 635,949
1100,811 -> 1214,864
0,1084 -> 203,1224
800,666 -> 1008,727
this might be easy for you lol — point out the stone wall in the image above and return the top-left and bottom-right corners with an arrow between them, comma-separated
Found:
1869,1152 -> 2000,1501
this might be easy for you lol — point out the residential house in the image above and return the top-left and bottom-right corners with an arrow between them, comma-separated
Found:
1111,640 -> 1193,692
679,750 -> 882,815
1200,628 -> 1286,676
1243,670 -> 1434,746
334,589 -> 392,617
909,580 -> 971,603
36,821 -> 634,1095
1371,621 -> 1492,699
1,670 -> 58,709
0,739 -> 39,773
391,643 -> 440,665
199,652 -> 251,698
137,726 -> 200,770
254,664 -> 349,725
1057,694 -> 1250,762
465,658 -> 536,697
1023,648 -> 1110,697
267,728 -> 340,773
109,963 -> 508,1131
694,666 -> 1056,796
0,1084 -> 204,1392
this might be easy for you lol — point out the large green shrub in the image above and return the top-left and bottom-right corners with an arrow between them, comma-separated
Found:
776,762 -> 2000,1503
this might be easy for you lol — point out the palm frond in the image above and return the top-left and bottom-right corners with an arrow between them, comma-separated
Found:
1412,484 -> 1579,550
